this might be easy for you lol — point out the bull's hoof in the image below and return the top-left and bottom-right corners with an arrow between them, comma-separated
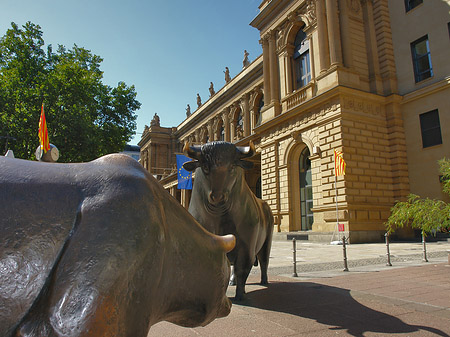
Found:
229,279 -> 236,286
260,279 -> 269,285
233,294 -> 244,301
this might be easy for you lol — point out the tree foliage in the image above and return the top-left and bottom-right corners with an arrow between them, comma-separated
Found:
0,22 -> 140,162
385,158 -> 450,235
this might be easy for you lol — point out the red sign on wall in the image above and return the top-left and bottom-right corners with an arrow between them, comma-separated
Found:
338,224 -> 345,232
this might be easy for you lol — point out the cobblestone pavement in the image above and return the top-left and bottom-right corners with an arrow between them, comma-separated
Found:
148,240 -> 450,337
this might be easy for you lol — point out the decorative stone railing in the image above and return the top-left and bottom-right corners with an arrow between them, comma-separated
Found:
284,82 -> 314,111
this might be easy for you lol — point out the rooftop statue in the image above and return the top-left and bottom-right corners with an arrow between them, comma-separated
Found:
209,82 -> 215,96
150,113 -> 160,127
224,67 -> 231,83
243,50 -> 250,68
186,104 -> 191,117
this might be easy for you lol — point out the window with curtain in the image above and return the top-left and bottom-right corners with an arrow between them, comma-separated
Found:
411,35 -> 433,83
293,29 -> 311,90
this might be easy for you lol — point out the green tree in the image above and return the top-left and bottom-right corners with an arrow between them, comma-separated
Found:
0,22 -> 140,162
385,158 -> 450,235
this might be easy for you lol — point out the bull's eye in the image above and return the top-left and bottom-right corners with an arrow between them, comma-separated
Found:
202,163 -> 209,174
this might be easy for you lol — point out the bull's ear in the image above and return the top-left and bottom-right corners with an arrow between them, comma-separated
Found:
183,160 -> 200,172
237,160 -> 254,170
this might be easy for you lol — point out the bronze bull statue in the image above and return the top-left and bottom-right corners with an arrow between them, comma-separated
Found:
0,154 -> 235,337
183,141 -> 274,300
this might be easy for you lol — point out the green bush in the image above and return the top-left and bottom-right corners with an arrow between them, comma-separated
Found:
385,158 -> 450,235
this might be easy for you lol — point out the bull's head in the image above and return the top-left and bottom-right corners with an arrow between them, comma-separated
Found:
183,141 -> 255,206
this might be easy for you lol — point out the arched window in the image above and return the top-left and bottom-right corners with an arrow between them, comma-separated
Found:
236,112 -> 243,129
293,29 -> 311,90
299,147 -> 313,230
255,96 -> 264,127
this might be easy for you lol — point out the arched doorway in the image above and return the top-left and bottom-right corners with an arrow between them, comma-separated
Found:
299,147 -> 313,230
289,144 -> 314,231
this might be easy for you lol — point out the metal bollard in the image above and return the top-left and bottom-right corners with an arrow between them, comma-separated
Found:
385,233 -> 392,266
292,238 -> 298,277
422,231 -> 428,262
342,235 -> 349,271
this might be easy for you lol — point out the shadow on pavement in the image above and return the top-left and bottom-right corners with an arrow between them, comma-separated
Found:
235,281 -> 449,337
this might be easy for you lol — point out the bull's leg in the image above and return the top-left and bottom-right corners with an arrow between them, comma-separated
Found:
257,234 -> 273,285
257,240 -> 272,284
258,204 -> 274,285
234,253 -> 254,301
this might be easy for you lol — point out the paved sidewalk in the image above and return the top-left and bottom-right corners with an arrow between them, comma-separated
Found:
148,240 -> 450,336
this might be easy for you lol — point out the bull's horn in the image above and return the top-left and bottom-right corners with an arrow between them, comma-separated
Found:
215,234 -> 236,253
183,141 -> 201,160
237,140 -> 255,159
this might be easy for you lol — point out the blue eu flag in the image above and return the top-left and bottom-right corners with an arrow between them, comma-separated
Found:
176,154 -> 193,190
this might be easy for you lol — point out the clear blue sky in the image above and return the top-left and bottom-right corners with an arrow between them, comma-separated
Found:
1,0 -> 263,145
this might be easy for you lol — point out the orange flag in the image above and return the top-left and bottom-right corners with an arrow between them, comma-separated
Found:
38,104 -> 50,153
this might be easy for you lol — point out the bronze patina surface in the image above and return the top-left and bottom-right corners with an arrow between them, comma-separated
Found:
0,154 -> 234,337
184,141 -> 274,300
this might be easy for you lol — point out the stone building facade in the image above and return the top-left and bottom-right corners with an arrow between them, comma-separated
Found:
138,0 -> 450,243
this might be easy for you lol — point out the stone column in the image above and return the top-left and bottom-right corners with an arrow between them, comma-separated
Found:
338,0 -> 353,68
229,108 -> 237,142
194,130 -> 200,143
325,0 -> 343,66
222,110 -> 230,142
268,31 -> 279,104
249,90 -> 259,131
170,186 -> 176,198
241,94 -> 251,137
207,120 -> 214,142
212,117 -> 219,141
280,44 -> 294,97
181,189 -> 189,209
316,0 -> 330,72
261,36 -> 271,104
362,0 -> 382,94
307,33 -> 316,80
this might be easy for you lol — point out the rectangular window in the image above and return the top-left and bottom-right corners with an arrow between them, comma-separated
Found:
294,38 -> 311,90
295,52 -> 311,89
404,0 -> 423,12
411,35 -> 433,83
420,110 -> 442,148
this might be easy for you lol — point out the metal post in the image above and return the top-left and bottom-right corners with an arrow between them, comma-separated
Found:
342,235 -> 349,271
385,233 -> 392,266
292,238 -> 298,277
422,231 -> 428,262
334,173 -> 340,241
